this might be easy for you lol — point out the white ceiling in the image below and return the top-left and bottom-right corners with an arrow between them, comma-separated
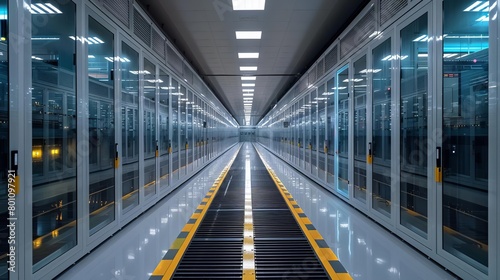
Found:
138,0 -> 369,125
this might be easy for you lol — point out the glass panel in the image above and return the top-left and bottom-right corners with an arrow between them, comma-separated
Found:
159,70 -> 169,188
0,1 -> 8,276
304,94 -> 311,170
400,14 -> 428,238
326,77 -> 335,184
311,90 -> 318,176
143,58 -> 156,198
31,1 -> 77,271
318,84 -> 327,180
187,91 -> 193,171
88,17 -> 115,235
171,79 -> 179,181
354,55 -> 367,202
372,38 -> 392,217
442,0 -> 488,272
179,85 -> 187,175
337,66 -> 349,196
298,98 -> 304,166
120,42 -> 139,213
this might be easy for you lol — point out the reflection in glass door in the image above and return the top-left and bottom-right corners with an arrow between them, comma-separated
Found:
441,0 -> 488,272
399,14 -> 428,238
158,70 -> 169,189
143,58 -> 156,199
171,79 -> 179,181
336,66 -> 349,196
371,38 -> 392,218
304,94 -> 311,172
179,85 -> 187,176
311,89 -> 318,176
318,85 -> 327,180
31,0 -> 77,271
353,55 -> 367,203
187,90 -> 194,172
326,77 -> 335,185
88,16 -> 115,234
121,42 -> 139,213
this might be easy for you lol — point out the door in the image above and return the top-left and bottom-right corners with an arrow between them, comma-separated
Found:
336,65 -> 349,197
87,15 -> 116,235
438,0 -> 489,275
370,37 -> 393,219
397,9 -> 431,243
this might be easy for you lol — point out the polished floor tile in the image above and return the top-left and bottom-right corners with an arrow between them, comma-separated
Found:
255,144 -> 457,280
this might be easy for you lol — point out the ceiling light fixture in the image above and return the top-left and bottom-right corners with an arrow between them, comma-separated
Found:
238,52 -> 260,59
236,31 -> 262,39
240,66 -> 257,71
232,0 -> 265,10
243,93 -> 254,96
241,76 -> 256,81
242,83 -> 255,87
243,89 -> 255,92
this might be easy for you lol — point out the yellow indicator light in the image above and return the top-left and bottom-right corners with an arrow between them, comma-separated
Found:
32,149 -> 42,159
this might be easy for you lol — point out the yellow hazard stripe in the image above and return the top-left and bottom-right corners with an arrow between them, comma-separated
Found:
255,148 -> 352,280
150,146 -> 241,279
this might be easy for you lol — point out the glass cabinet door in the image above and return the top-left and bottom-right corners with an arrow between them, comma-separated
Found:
353,55 -> 367,203
31,0 -> 77,271
158,70 -> 169,189
179,85 -> 187,176
311,89 -> 318,176
187,90 -> 193,172
440,0 -> 489,273
171,79 -> 179,181
88,16 -> 115,235
336,66 -> 349,197
326,77 -> 335,185
120,42 -> 139,213
143,58 -> 156,199
304,94 -> 311,171
399,13 -> 428,239
318,84 -> 327,181
371,38 -> 392,218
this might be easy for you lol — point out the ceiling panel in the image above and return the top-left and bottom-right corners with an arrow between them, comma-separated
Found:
138,0 -> 369,125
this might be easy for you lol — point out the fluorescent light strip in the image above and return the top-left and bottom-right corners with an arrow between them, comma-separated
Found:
243,89 -> 255,92
243,93 -> 254,96
464,1 -> 483,11
473,2 -> 489,12
241,76 -> 256,81
242,83 -> 255,87
240,66 -> 257,71
232,0 -> 265,10
236,31 -> 262,39
238,52 -> 259,59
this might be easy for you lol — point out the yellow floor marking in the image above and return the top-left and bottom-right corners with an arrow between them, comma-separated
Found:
255,147 -> 353,280
149,146 -> 241,279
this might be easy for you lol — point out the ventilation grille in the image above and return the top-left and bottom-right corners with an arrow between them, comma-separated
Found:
183,63 -> 193,84
308,69 -> 316,86
380,0 -> 408,25
152,29 -> 165,58
194,76 -> 203,92
340,7 -> 376,58
298,77 -> 307,93
102,0 -> 129,27
167,45 -> 183,75
316,59 -> 324,79
133,9 -> 151,47
324,45 -> 338,72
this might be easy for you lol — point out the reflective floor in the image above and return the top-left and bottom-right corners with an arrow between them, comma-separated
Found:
58,143 -> 457,280
255,144 -> 457,280
57,145 -> 240,280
